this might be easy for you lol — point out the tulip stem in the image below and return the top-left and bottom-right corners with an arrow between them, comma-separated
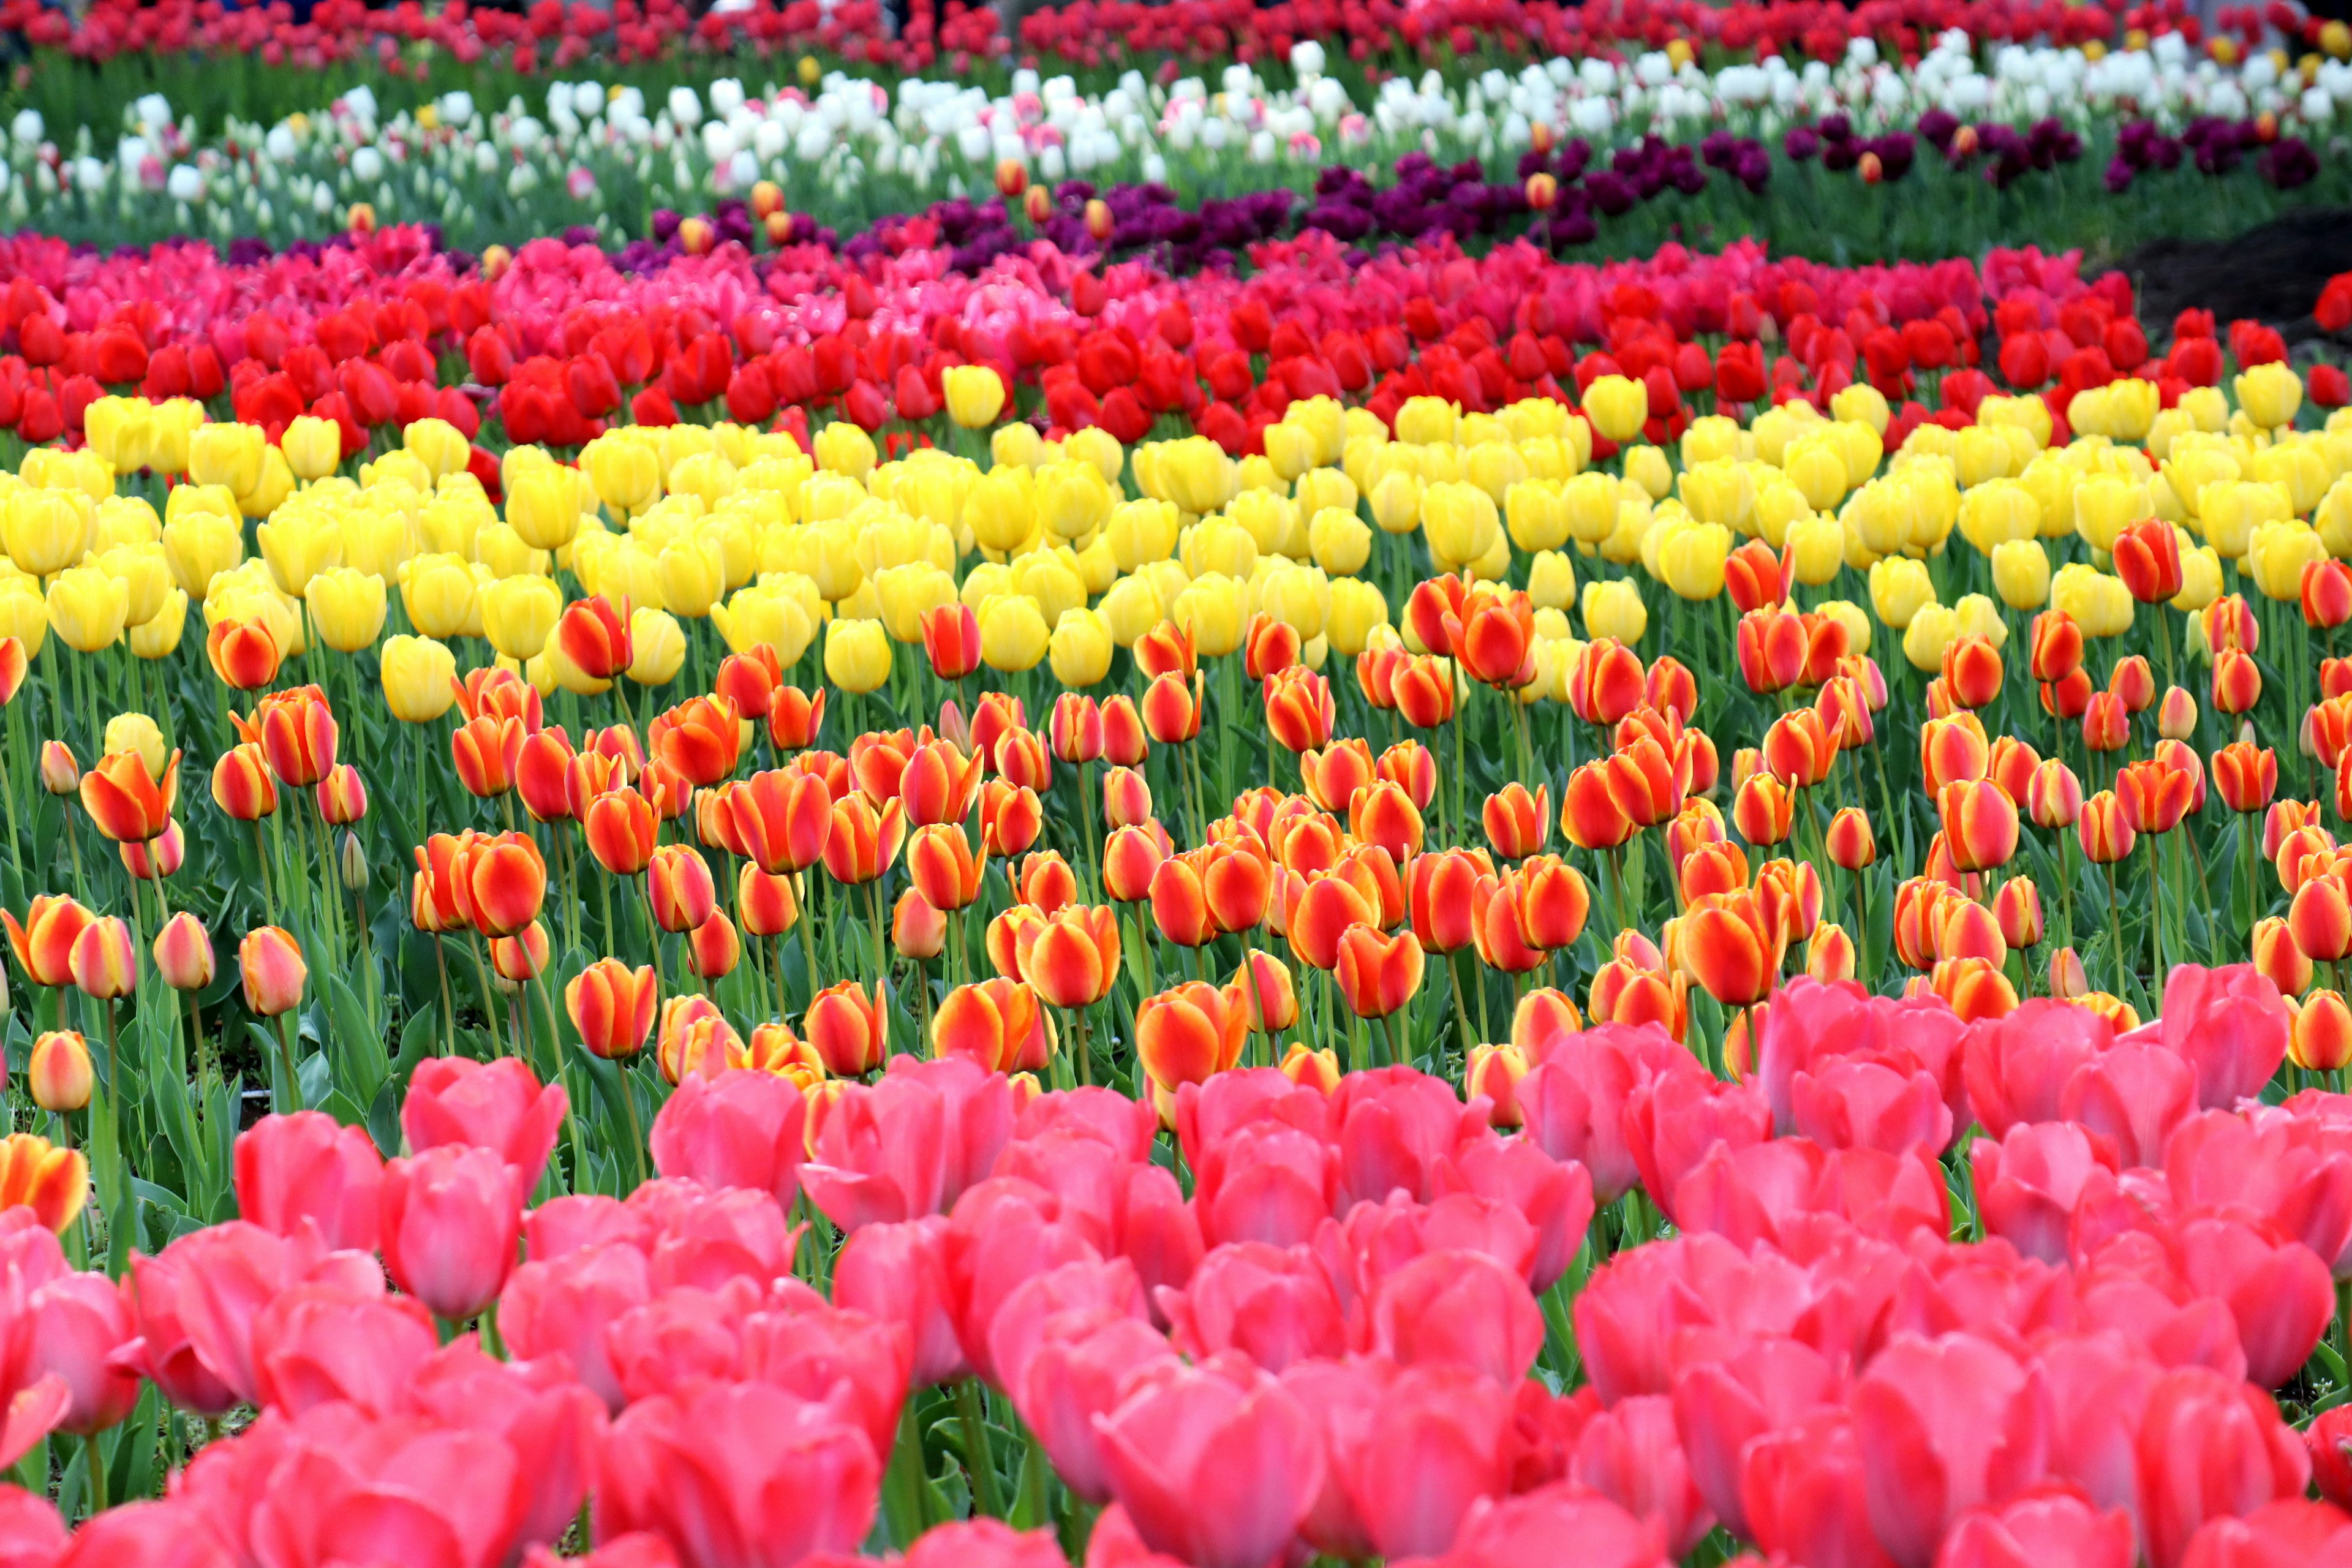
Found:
101,1000 -> 121,1147
1074,1006 -> 1093,1087
1446,948 -> 1476,1054
771,938 -> 791,1030
2145,839 -> 2164,994
432,939 -> 455,1057
81,1433 -> 104,1520
467,934 -> 505,1058
954,1379 -> 1003,1519
865,881 -> 887,989
0,715 -> 19,878
250,823 -> 276,925
274,1012 -> 303,1112
799,890 -> 823,1012
2105,862 -> 2125,998
618,1058 -> 648,1193
641,875 -> 669,1008
1077,760 -> 1101,902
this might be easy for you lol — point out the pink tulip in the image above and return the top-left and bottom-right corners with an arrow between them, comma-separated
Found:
2059,1041 -> 2197,1169
26,1272 -> 137,1436
1326,1361 -> 1515,1560
1515,1022 -> 1686,1204
597,1382 -> 880,1568
1669,1334 -> 1842,1541
1970,1120 -> 2122,1264
2313,1405 -> 2352,1509
232,1402 -> 529,1568
833,1215 -> 968,1387
233,1111 -> 382,1253
1317,1189 -> 1537,1314
1429,1134 -> 1593,1293
1172,1068 -> 1332,1164
1739,1407 -> 1898,1568
1160,1243 -> 1344,1373
2037,1332 -> 2162,1514
647,1068 -> 807,1213
1188,1120 -> 1339,1251
1932,1492 -> 2134,1568
1417,1480 -> 1672,1568
116,1248 -> 239,1416
896,1518 -> 1074,1568
733,1297 -> 914,1469
627,1178 -> 800,1294
51,1499 -> 235,1568
1577,1232 -> 1770,1405
1848,1332 -> 2051,1568
2146,963 -> 2291,1110
1328,1065 -> 1489,1212
1570,1395 -> 1714,1559
379,1144 -> 524,1322
158,1220 -> 383,1408
252,1283 -> 438,1415
1791,1055 -> 1956,1157
799,1055 -> 1014,1232
1094,1356 -> 1325,1568
0,1487 -> 63,1568
497,1242 -> 653,1415
2133,1365 -> 2310,1568
2171,1211 -> 2336,1389
1621,1067 -> 1773,1218
525,1194 -> 650,1260
401,1057 -> 569,1195
944,1180 -> 1101,1388
1362,1248 -> 1543,1385
1010,1313 -> 1175,1506
407,1340 -> 609,1550
1961,997 -> 2113,1140
1016,1085 -> 1158,1163
1753,977 -> 1967,1134
985,1256 -> 1148,1406
2166,1109 -> 2352,1274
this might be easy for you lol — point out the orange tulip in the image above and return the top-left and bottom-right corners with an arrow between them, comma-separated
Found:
1100,694 -> 1148,766
234,685 -> 338,789
922,601 -> 982,680
1355,644 -> 1405,711
826,794 -> 908,885
728,768 -> 835,874
1678,889 -> 1784,1007
152,912 -> 215,992
1735,608 -> 1806,696
1150,854 -> 1215,948
1142,671 -> 1204,745
1446,590 -> 1539,689
1391,654 -> 1457,729
1134,619 -> 1197,680
1938,778 -> 2020,873
2212,647 -> 2262,717
1299,739 -> 1376,815
1806,922 -> 1858,983
1679,840 -> 1749,903
2291,873 -> 2352,963
1760,709 -> 1834,790
2029,608 -> 2082,683
1513,855 -> 1592,950
519,729 -> 581,822
2253,914 -> 2314,997
1049,693 -> 1104,764
1567,638 -> 1646,726
647,843 -> 718,933
1200,839 -> 1273,934
205,616 -> 282,691
1994,877 -> 2043,951
2214,743 -> 2277,815
1472,873 -> 1547,975
932,978 -> 1049,1074
2109,655 -> 2156,714
657,993 -> 745,1084
1754,858 -> 1823,946
1464,1042 -> 1531,1126
79,747 -> 179,843
37,742 -> 76,796
1015,851 -> 1080,915
741,1022 -> 826,1087
67,917 -> 135,1001
2,895 -> 94,989
1279,1042 -> 1342,1093
2077,791 -> 2136,864
1243,612 -> 1302,682
2117,756 -> 2193,836
557,593 -> 633,680
1271,812 -> 1344,878
1135,979 -> 1250,1107
979,780 -> 1043,859
1732,773 -> 1795,847
768,685 -> 827,752
1825,806 -> 1876,870
1919,714 -> 1990,793
1483,782 -> 1550,860
715,646 -> 783,721
649,695 -> 744,788
1234,949 -> 1298,1033
0,637 -> 21,707
1333,922 -> 1425,1017
993,728 -> 1052,796
1348,780 -> 1424,862
238,925 -> 307,1016
1940,635 -> 2003,710
898,739 -> 986,827
451,714 -> 526,799
1288,873 -> 1374,971
463,831 -> 548,937
210,742 -> 279,821
0,1134 -> 86,1234
1103,823 -> 1170,903
850,728 -> 919,806
1408,848 -> 1487,956
1604,736 -> 1686,829
2294,989 -> 2352,1071
1935,897 -> 2006,968
1102,766 -> 1153,829
583,787 -> 658,876
1561,761 -> 1636,851
907,823 -> 984,912
1264,667 -> 1335,755
410,831 -> 479,934
2026,760 -> 2084,831
492,920 -> 554,982
893,889 -> 947,960
566,958 -> 658,1060
1648,655 -> 1699,720
805,979 -> 888,1074
27,1031 -> 91,1114
1022,906 -> 1121,1009
737,863 -> 801,939
1931,956 -> 2019,1022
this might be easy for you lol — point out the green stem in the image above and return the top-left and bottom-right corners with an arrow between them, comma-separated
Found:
955,1379 -> 1004,1519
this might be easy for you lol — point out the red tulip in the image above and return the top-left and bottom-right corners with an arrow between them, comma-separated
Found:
77,747 -> 178,842
727,768 -> 834,874
557,593 -> 633,681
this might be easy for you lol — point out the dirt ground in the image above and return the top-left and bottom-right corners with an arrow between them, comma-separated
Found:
2104,206 -> 2352,345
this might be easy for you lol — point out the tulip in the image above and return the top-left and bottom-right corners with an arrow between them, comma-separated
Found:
77,747 -> 178,843
237,926 -> 306,1016
67,918 -> 134,1002
1483,782 -> 1550,859
462,831 -> 548,937
931,978 -> 1047,1075
557,593 -> 633,681
1333,924 -> 1425,1020
26,1032 -> 89,1114
565,959 -> 658,1061
2214,742 -> 2278,815
582,787 -> 658,878
806,981 -> 888,1076
2293,990 -> 2352,1071
379,1142 -> 524,1322
1680,890 -> 1784,1008
1023,907 -> 1121,1011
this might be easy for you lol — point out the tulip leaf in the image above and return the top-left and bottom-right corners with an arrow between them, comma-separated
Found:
366,1082 -> 402,1159
111,1387 -> 159,1506
149,1063 -> 210,1209
323,972 -> 389,1109
394,1006 -> 439,1084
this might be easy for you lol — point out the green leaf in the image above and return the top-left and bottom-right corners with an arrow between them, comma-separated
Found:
323,972 -> 390,1109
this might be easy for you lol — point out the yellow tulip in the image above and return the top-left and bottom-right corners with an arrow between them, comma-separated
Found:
1505,480 -> 1569,554
1368,472 -> 1423,536
4,488 -> 89,576
257,511 -> 344,598
823,617 -> 891,693
481,573 -> 562,660
1561,472 -> 1619,545
308,568 -> 388,652
46,565 -> 129,652
399,552 -> 478,640
2198,480 -> 2291,560
92,496 -> 160,553
103,714 -> 168,780
1106,498 -> 1180,571
236,447 -> 296,519
1308,507 -> 1372,576
505,465 -> 582,551
1422,481 -> 1501,571
1899,604 -> 1956,672
1830,382 -> 1891,434
1581,376 -> 1647,444
1681,415 -> 1746,468
2246,519 -> 2325,602
1182,518 -> 1258,582
1678,461 -> 1754,533
943,365 -> 1007,429
656,535 -> 728,619
1009,550 -> 1085,629
1991,539 -> 2051,611
1783,439 -> 1849,512
1654,520 -> 1731,601
1293,466 -> 1356,523
1098,574 -> 1164,647
1815,598 -> 1871,655
2318,475 -> 2352,557
1327,578 -> 1388,656
188,422 -> 265,499
382,635 -> 458,722
712,583 -> 817,667
1528,549 -> 1578,611
2236,362 -> 2303,430
2172,545 -> 2223,614
1036,461 -> 1115,542
617,608 -> 680,686
1785,513 -> 1844,586
586,434 -> 662,517
963,472 -> 1035,555
128,588 -> 186,660
273,415 -> 339,483
1624,445 -> 1673,502
1172,573 -> 1245,657
2051,562 -> 2134,638
1261,565 -> 1331,641
97,544 -> 170,628
146,400 -> 202,477
1581,578 -> 1647,644
875,562 -> 957,643
1263,422 -> 1320,482
0,579 -> 45,657
1393,396 -> 1458,447
1048,606 -> 1113,687
83,397 -> 155,475
1868,557 -> 1936,630
1957,480 -> 2041,552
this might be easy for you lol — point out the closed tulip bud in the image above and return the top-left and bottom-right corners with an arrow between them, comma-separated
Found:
1680,889 -> 1784,1007
1379,740 -> 1438,811
1234,949 -> 1297,1034
2080,692 -> 2130,754
122,822 -> 188,886
1483,782 -> 1551,860
556,593 -> 633,682
1940,779 -> 2021,873
2076,791 -> 2136,865
2253,915 -> 2314,998
2026,759 -> 2084,830
1940,635 -> 2003,710
1806,922 -> 1858,983
2294,873 -> 2352,963
39,741 -> 78,796
378,635 -> 458,723
489,920 -> 551,983
1992,877 -> 2043,951
2214,742 -> 2278,814
2305,560 -> 2352,630
1142,671 -> 1204,745
908,823 -> 984,912
2113,519 -> 2185,604
1733,772 -> 1795,846
727,768 -> 834,874
563,958 -> 657,1061
2028,609 -> 2083,683
2293,989 -> 2352,1071
1102,766 -> 1153,830
932,976 -> 1048,1076
767,687 -> 826,753
149,911 -> 214,992
27,1031 -> 91,1113
922,603 -> 982,680
2109,655 -> 2156,715
684,911 -> 739,981
339,830 -> 367,891
1104,823 -> 1169,903
68,918 -> 135,1000
2211,650 -> 2261,717
646,843 -> 717,934
1049,693 -> 1104,764
1513,856 -> 1593,949
943,364 -> 1006,429
1014,851 -> 1079,916
1333,923 -> 1425,1018
881,890 -> 941,963
580,786 -> 655,877
1825,805 -> 1876,869
238,926 -> 306,1016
